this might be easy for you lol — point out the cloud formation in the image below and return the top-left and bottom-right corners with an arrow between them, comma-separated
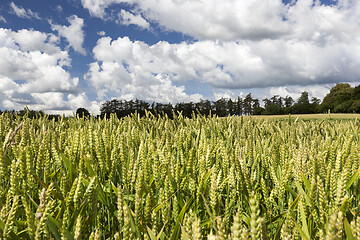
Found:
84,35 -> 360,103
81,0 -> 131,19
97,31 -> 106,36
78,0 -> 360,104
9,2 -> 41,20
117,10 -> 150,29
0,28 -> 97,114
80,0 -> 360,42
0,16 -> 6,23
85,37 -> 203,103
51,15 -> 87,55
2,0 -> 360,115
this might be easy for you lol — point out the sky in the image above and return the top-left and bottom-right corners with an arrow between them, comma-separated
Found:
0,0 -> 360,115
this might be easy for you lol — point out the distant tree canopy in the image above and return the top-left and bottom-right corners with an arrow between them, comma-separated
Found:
99,96 -> 262,119
97,83 -> 360,118
320,83 -> 360,113
17,108 -> 45,118
76,108 -> 91,118
1,82 -> 359,119
0,108 -> 60,120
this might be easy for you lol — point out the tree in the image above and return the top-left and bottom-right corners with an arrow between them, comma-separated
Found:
271,95 -> 283,108
263,98 -> 272,108
353,85 -> 360,100
196,99 -> 211,115
350,100 -> 360,113
321,83 -> 353,113
243,94 -> 253,115
213,98 -> 227,117
76,108 -> 90,118
297,91 -> 310,105
235,97 -> 243,116
311,97 -> 321,113
311,97 -> 321,105
252,98 -> 263,115
252,99 -> 260,109
228,99 -> 235,115
291,91 -> 312,114
284,96 -> 294,108
264,104 -> 283,115
262,96 -> 283,115
18,108 -> 45,119
100,99 -> 122,118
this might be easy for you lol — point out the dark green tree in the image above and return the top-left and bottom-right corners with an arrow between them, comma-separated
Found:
321,83 -> 353,113
291,91 -> 313,114
235,97 -> 243,116
76,108 -> 91,118
284,96 -> 294,108
243,94 -> 253,115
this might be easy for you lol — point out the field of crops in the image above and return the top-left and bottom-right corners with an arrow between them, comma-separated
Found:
0,112 -> 359,239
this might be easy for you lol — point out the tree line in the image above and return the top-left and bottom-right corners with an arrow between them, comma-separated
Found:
98,83 -> 360,118
1,83 -> 360,119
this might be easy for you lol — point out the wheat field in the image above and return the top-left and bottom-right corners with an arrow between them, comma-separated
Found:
0,112 -> 359,239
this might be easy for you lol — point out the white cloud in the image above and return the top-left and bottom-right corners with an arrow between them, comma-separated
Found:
75,1 -> 360,107
0,28 -> 97,115
31,92 -> 67,109
138,0 -> 290,40
67,93 -> 100,115
81,0 -> 289,40
117,10 -> 150,29
9,2 -> 41,19
51,15 -> 86,55
85,36 -> 203,103
3,0 -> 360,114
9,29 -> 61,54
97,31 -> 106,36
86,36 -> 360,100
213,90 -> 240,101
81,0 -> 133,19
56,5 -> 63,12
80,0 -> 360,43
286,0 -> 360,45
0,16 -> 6,23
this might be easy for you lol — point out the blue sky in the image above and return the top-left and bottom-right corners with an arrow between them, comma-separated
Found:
0,0 -> 359,115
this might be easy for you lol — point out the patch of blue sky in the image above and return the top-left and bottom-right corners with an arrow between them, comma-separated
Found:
181,80 -> 214,100
282,0 -> 339,6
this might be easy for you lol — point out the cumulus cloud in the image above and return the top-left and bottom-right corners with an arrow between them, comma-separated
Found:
85,36 -> 203,103
51,15 -> 86,55
287,0 -> 360,44
0,28 -> 97,115
80,0 -> 360,104
97,31 -> 106,36
9,29 -> 61,54
117,10 -> 150,29
0,28 -> 75,90
85,36 -> 360,102
67,93 -> 100,115
9,2 -> 41,20
81,0 -> 289,40
81,0 -> 132,19
4,0 -> 360,114
80,0 -> 360,43
136,0 -> 290,40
